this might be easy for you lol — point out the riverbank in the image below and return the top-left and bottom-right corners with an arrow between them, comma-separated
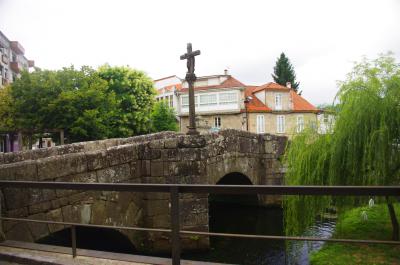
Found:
310,203 -> 400,265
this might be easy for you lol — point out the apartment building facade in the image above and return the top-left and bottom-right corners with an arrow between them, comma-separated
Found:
0,30 -> 35,153
0,31 -> 34,88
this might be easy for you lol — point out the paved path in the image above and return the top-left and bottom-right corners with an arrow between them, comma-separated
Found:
0,241 -> 227,265
0,245 -> 149,265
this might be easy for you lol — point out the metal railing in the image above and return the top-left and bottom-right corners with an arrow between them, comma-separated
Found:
0,180 -> 399,265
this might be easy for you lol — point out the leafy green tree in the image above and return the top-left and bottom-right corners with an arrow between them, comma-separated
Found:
0,85 -> 15,131
151,101 -> 178,132
272,52 -> 300,92
10,66 -> 118,142
284,54 -> 400,240
97,65 -> 156,137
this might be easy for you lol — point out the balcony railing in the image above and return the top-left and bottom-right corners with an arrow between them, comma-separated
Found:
0,181 -> 399,265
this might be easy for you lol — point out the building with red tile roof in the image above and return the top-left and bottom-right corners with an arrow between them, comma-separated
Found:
155,71 -> 321,138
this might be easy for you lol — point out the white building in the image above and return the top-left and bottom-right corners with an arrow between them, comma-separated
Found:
153,75 -> 182,113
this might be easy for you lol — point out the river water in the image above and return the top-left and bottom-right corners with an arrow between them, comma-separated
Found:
183,202 -> 336,265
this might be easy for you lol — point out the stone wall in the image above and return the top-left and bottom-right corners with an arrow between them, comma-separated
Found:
0,129 -> 286,253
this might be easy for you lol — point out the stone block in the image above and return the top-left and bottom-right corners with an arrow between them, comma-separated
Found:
56,142 -> 85,156
6,207 -> 28,218
147,214 -> 170,228
130,161 -> 141,180
3,151 -> 32,164
57,172 -> 97,183
0,160 -> 37,181
161,149 -> 180,161
178,135 -> 206,148
90,200 -> 106,225
178,148 -> 201,161
61,205 -> 81,223
27,213 -> 50,241
51,197 -> 69,209
140,160 -> 151,176
37,153 -> 87,180
164,138 -> 178,149
28,201 -> 52,215
85,150 -> 108,170
149,139 -> 164,149
175,161 -> 203,177
69,191 -> 95,205
138,145 -> 161,160
6,222 -> 34,242
107,144 -> 137,166
239,137 -> 251,153
144,200 -> 170,217
46,208 -> 64,233
41,189 -> 57,201
3,188 -> 43,210
151,161 -> 164,177
96,164 -> 130,183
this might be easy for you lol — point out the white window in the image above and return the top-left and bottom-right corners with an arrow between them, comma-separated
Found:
296,115 -> 304,133
181,96 -> 189,107
169,95 -> 173,107
277,115 -> 285,133
214,117 -> 221,128
323,114 -> 329,123
219,92 -> 237,104
200,94 -> 217,105
256,115 -> 265,134
275,93 -> 282,110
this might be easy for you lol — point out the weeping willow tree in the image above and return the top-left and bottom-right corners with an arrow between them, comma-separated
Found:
284,53 -> 400,240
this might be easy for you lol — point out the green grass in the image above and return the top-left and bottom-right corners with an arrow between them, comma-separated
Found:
310,203 -> 400,265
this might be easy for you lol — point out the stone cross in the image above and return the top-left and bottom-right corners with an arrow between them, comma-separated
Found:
180,43 -> 200,135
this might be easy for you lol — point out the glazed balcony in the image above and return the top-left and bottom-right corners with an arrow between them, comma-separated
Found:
10,41 -> 25,55
10,61 -> 23,73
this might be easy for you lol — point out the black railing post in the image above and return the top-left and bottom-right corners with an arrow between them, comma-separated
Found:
170,186 -> 181,265
71,225 -> 77,258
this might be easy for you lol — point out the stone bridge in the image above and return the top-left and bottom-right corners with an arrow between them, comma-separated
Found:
0,129 -> 286,253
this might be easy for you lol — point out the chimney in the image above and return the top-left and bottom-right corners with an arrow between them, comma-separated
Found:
286,82 -> 291,88
224,69 -> 229,75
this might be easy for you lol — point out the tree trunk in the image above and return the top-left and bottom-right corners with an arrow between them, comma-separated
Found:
386,196 -> 399,241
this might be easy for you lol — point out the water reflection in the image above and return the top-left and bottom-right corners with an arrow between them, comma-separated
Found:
184,202 -> 335,265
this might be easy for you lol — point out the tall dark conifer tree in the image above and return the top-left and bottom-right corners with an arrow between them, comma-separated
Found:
271,52 -> 300,92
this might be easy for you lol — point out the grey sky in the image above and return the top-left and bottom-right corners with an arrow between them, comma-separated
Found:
1,0 -> 399,105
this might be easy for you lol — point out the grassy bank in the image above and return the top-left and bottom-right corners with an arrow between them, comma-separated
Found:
310,203 -> 400,265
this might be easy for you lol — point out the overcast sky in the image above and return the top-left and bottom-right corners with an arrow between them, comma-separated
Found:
1,0 -> 399,105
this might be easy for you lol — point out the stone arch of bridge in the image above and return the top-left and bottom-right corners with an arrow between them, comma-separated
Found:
210,172 -> 259,206
207,155 -> 261,186
3,191 -> 144,252
36,225 -> 137,254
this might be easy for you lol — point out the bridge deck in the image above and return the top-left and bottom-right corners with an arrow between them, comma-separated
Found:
0,241 -> 226,265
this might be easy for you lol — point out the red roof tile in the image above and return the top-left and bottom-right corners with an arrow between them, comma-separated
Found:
244,86 -> 271,112
290,90 -> 318,112
243,82 -> 317,113
253,82 -> 291,93
156,83 -> 182,95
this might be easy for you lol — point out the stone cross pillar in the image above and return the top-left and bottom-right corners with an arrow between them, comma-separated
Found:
180,43 -> 201,135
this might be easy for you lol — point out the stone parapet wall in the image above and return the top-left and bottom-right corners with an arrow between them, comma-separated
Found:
0,129 -> 287,253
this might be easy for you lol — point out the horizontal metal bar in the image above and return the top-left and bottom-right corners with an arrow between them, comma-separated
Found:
180,230 -> 400,245
0,181 -> 399,196
1,217 -> 170,233
2,217 -> 399,245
